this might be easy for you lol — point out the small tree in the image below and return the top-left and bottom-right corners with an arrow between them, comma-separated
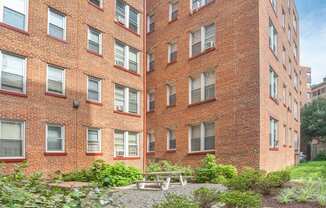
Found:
301,98 -> 326,142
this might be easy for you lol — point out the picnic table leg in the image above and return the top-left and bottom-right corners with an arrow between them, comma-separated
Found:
161,176 -> 171,191
179,175 -> 187,186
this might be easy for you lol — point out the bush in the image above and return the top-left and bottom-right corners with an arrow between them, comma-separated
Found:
314,151 -> 326,161
226,168 -> 264,192
193,188 -> 221,208
195,154 -> 237,183
62,160 -> 142,187
152,193 -> 198,208
265,170 -> 290,187
219,191 -> 262,208
147,160 -> 193,176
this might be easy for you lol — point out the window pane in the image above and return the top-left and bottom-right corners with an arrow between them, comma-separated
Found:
129,8 -> 138,33
88,129 -> 100,152
3,7 -> 25,30
129,89 -> 138,113
192,30 -> 201,56
116,0 -> 125,23
129,48 -> 138,72
191,77 -> 201,103
168,129 -> 176,150
49,9 -> 64,29
148,133 -> 155,152
0,121 -> 23,157
191,125 -> 201,152
88,29 -> 100,53
204,24 -> 215,49
88,78 -> 100,101
90,0 -> 101,7
1,121 -> 22,139
204,122 -> 215,150
47,125 -> 63,151
115,85 -> 125,111
205,71 -> 215,100
115,42 -> 125,66
128,132 -> 138,156
115,130 -> 125,156
1,53 -> 25,92
47,66 -> 64,94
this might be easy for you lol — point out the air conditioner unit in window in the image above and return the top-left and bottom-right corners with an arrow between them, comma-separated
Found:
193,2 -> 201,11
205,41 -> 215,49
115,105 -> 124,112
115,60 -> 125,67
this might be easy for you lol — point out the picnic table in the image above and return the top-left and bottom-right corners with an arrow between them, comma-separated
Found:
136,171 -> 190,191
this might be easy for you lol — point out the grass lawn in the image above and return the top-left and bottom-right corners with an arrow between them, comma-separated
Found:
290,161 -> 326,181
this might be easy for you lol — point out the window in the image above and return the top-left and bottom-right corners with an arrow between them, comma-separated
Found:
289,128 -> 292,146
114,84 -> 140,114
168,42 -> 177,63
114,40 -> 139,73
190,24 -> 216,57
293,13 -> 297,32
293,71 -> 298,89
269,117 -> 278,148
283,124 -> 288,146
87,128 -> 101,153
270,0 -> 277,12
88,27 -> 102,55
191,0 -> 214,12
48,8 -> 66,40
269,67 -> 278,99
147,132 -> 155,152
293,99 -> 298,120
89,0 -> 102,8
147,52 -> 154,72
147,15 -> 154,33
293,131 -> 299,150
0,0 -> 28,31
114,130 -> 139,157
189,71 -> 215,104
288,92 -> 292,111
167,84 -> 176,106
0,120 -> 25,159
169,2 -> 178,22
282,84 -> 287,105
281,9 -> 285,29
115,0 -> 140,34
288,59 -> 292,77
269,21 -> 278,55
288,26 -> 291,42
282,47 -> 286,66
0,51 -> 26,94
87,76 -> 101,103
189,122 -> 215,152
167,129 -> 176,150
47,65 -> 65,95
293,43 -> 297,59
147,91 -> 155,112
46,124 -> 64,152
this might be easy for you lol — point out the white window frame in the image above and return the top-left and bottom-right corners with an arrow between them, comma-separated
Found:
47,7 -> 67,41
147,52 -> 154,72
189,24 -> 216,58
147,91 -> 155,112
168,1 -> 178,22
0,119 -> 25,159
167,129 -> 176,151
46,64 -> 65,95
115,0 -> 140,34
166,84 -> 176,106
87,27 -> 103,55
87,76 -> 102,103
114,40 -> 140,73
168,42 -> 177,63
269,117 -> 279,148
0,0 -> 29,31
188,122 -> 215,153
147,15 -> 154,33
190,0 -> 213,13
86,128 -> 101,153
189,71 -> 216,104
147,132 -> 155,153
0,50 -> 27,94
270,0 -> 277,12
45,124 -> 65,153
269,20 -> 278,55
89,0 -> 103,8
114,84 -> 140,114
281,8 -> 285,29
269,67 -> 278,99
114,130 -> 139,157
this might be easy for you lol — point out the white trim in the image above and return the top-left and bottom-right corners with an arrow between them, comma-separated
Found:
114,84 -> 140,114
0,50 -> 27,94
46,64 -> 65,95
47,7 -> 67,41
87,27 -> 102,55
87,76 -> 102,103
86,127 -> 102,153
0,0 -> 29,31
45,123 -> 65,153
0,119 -> 26,159
114,130 -> 140,157
188,122 -> 216,153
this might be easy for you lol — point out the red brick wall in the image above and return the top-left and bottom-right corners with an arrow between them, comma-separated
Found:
0,0 -> 145,175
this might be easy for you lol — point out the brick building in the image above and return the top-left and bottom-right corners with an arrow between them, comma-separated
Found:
146,0 -> 301,171
311,77 -> 326,100
0,0 -> 302,174
0,0 -> 145,174
299,66 -> 312,104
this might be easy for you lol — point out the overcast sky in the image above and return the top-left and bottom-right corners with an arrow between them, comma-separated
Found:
296,0 -> 326,84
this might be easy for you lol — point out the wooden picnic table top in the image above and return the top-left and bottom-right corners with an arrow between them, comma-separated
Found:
143,171 -> 183,176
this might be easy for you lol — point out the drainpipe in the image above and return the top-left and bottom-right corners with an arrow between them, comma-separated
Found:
142,0 -> 147,173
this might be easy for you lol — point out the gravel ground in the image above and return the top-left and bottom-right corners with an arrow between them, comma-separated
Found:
106,183 -> 226,208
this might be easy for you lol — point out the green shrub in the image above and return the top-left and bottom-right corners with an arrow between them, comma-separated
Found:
277,188 -> 296,204
226,168 -> 264,192
153,193 -> 198,208
147,160 -> 193,176
62,160 -> 142,187
314,151 -> 326,161
195,154 -> 237,183
219,191 -> 262,208
193,188 -> 221,208
265,170 -> 290,187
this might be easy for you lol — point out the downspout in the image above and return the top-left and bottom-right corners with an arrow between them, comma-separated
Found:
142,0 -> 147,173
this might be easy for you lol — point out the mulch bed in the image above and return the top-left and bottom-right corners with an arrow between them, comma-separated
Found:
263,195 -> 321,208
